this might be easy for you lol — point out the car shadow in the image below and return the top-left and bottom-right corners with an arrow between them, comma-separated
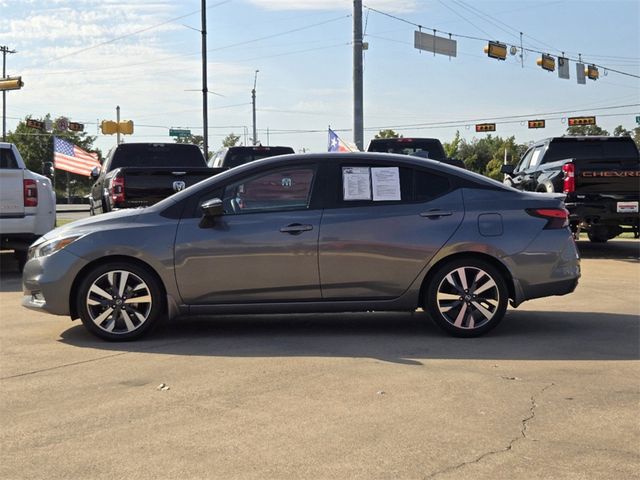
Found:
58,309 -> 639,363
576,238 -> 639,261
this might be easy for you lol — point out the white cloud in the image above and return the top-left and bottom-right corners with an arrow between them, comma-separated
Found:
247,0 -> 417,13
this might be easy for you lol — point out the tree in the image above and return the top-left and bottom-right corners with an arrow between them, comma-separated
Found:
222,133 -> 241,147
7,115 -> 101,199
174,134 -> 213,159
565,124 -> 609,136
613,125 -> 631,137
443,130 -> 461,158
374,129 -> 401,139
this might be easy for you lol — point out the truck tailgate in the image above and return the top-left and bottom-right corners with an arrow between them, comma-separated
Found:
119,167 -> 223,207
574,157 -> 640,195
0,169 -> 25,217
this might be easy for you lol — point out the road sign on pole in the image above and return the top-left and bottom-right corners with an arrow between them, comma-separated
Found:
169,128 -> 191,138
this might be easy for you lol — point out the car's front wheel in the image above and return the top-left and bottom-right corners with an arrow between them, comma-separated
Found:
76,262 -> 164,341
425,258 -> 508,337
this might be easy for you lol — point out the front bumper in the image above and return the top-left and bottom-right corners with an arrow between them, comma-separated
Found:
22,249 -> 88,317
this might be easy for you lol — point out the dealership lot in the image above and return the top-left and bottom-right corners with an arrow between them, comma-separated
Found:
1,240 -> 638,479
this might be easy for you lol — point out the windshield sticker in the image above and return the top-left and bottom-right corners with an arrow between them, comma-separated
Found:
372,167 -> 401,201
343,167 -> 371,200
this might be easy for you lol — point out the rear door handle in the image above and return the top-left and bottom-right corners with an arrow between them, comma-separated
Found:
280,223 -> 313,234
420,210 -> 453,218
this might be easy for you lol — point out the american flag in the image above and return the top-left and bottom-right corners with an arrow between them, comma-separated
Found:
53,137 -> 100,177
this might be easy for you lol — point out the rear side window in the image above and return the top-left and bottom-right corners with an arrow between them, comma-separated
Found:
110,144 -> 206,169
414,169 -> 451,201
0,148 -> 18,169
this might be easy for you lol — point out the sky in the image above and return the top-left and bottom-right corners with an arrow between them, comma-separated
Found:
1,0 -> 639,157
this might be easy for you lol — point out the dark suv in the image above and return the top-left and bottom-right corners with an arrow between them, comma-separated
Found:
367,138 -> 465,168
208,145 -> 295,169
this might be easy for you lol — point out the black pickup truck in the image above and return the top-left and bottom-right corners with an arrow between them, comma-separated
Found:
367,137 -> 466,168
502,136 -> 639,242
90,143 -> 223,215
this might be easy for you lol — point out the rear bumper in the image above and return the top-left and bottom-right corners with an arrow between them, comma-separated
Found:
566,200 -> 639,227
1,232 -> 40,251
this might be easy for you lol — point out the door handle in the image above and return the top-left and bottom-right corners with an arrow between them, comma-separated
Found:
280,223 -> 313,234
420,210 -> 453,218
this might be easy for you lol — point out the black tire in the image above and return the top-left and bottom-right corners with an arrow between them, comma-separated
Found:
587,231 -> 608,243
76,262 -> 164,341
14,250 -> 27,272
425,258 -> 508,337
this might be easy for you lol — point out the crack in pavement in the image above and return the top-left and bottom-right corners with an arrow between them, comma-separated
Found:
424,383 -> 555,480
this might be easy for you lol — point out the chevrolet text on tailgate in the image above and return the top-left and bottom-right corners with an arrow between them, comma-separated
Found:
89,142 -> 224,215
502,136 -> 640,242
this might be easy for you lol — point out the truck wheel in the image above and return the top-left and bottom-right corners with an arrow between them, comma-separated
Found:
425,258 -> 508,337
76,262 -> 164,341
587,231 -> 608,243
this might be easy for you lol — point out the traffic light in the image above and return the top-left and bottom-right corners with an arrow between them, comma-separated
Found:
528,120 -> 546,129
0,76 -> 23,91
26,118 -> 44,129
68,122 -> 84,132
100,120 -> 134,135
101,120 -> 118,134
586,64 -> 599,80
484,42 -> 507,61
476,123 -> 496,132
118,120 -> 134,135
537,54 -> 555,72
568,116 -> 596,126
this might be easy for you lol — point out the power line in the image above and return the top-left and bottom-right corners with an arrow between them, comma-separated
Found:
364,5 -> 640,79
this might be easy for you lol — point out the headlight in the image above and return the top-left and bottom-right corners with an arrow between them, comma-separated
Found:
28,234 -> 84,260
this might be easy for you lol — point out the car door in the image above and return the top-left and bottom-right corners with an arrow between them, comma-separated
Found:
508,147 -> 534,190
174,163 -> 323,304
521,145 -> 546,191
318,161 -> 464,300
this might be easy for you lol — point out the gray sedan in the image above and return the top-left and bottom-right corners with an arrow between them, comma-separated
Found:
22,153 -> 580,340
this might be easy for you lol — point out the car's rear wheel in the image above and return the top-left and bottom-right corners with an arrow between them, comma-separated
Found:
76,262 -> 164,341
425,258 -> 508,337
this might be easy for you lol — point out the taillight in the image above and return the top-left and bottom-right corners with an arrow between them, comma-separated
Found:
109,174 -> 125,205
23,179 -> 38,207
526,208 -> 569,229
562,163 -> 575,193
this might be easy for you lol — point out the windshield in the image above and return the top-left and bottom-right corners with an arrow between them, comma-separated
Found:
545,139 -> 639,162
367,139 -> 446,160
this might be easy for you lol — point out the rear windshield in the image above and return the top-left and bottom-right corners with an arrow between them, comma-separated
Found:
225,147 -> 294,169
0,148 -> 18,169
544,139 -> 639,163
110,144 -> 206,169
367,139 -> 446,160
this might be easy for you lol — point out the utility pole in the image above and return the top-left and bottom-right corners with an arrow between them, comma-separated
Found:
1,46 -> 17,142
201,0 -> 209,158
116,105 -> 121,145
353,0 -> 364,151
252,70 -> 259,145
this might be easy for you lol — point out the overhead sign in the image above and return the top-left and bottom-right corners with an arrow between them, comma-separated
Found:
475,123 -> 496,132
414,30 -> 457,57
576,62 -> 586,85
558,57 -> 570,79
169,128 -> 191,138
568,116 -> 596,126
528,119 -> 546,129
25,118 -> 44,130
55,117 -> 69,131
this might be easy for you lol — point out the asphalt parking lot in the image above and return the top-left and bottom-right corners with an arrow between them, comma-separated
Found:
1,239 -> 638,480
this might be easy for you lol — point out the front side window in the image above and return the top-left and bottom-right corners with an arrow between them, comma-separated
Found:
515,148 -> 534,173
222,166 -> 316,214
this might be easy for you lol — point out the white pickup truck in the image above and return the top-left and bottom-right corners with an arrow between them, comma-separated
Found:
0,142 -> 56,269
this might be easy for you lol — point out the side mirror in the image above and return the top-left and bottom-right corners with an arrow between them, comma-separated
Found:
90,166 -> 100,179
201,198 -> 224,217
500,164 -> 515,175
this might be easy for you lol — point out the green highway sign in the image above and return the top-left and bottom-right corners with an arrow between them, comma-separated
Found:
169,128 -> 191,137
636,115 -> 640,125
